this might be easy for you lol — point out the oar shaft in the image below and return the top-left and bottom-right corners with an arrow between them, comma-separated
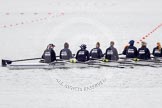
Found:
12,58 -> 42,62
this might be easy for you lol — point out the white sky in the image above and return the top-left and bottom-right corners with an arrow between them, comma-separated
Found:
0,0 -> 162,12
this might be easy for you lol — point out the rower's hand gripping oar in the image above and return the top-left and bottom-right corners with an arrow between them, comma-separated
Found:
1,58 -> 42,67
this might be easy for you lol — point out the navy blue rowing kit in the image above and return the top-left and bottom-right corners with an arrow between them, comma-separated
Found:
76,49 -> 90,62
90,48 -> 103,59
105,46 -> 119,61
123,45 -> 138,58
152,47 -> 162,57
137,47 -> 151,60
60,48 -> 72,60
42,48 -> 56,63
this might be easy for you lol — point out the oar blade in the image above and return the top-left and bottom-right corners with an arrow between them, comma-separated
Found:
1,59 -> 12,67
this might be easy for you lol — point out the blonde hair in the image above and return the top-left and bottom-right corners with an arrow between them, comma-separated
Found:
157,42 -> 161,51
141,41 -> 147,46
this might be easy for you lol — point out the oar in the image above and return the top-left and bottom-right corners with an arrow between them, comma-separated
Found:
1,54 -> 76,67
1,58 -> 42,67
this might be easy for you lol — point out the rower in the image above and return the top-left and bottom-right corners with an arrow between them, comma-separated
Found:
105,41 -> 119,61
152,42 -> 162,57
42,44 -> 56,63
60,42 -> 73,60
76,44 -> 90,62
90,42 -> 103,59
137,41 -> 151,60
122,40 -> 138,58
